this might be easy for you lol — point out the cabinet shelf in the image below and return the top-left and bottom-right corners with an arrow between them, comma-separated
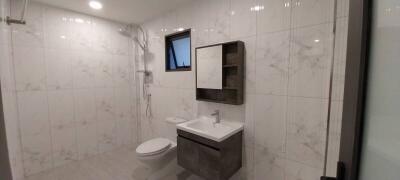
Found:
223,64 -> 238,68
223,86 -> 238,90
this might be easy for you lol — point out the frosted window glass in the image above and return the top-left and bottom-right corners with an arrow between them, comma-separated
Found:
172,37 -> 191,67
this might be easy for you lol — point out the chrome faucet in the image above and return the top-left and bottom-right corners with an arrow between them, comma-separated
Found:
211,110 -> 220,124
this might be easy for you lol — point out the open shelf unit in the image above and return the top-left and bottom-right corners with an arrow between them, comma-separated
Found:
196,41 -> 244,105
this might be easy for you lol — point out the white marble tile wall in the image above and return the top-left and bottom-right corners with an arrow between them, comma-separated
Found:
139,0 -> 348,179
0,0 -> 25,179
8,1 -> 137,177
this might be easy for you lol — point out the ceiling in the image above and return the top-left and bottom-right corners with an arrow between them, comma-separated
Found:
32,0 -> 195,24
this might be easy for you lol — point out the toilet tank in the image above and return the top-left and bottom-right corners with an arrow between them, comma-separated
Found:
164,117 -> 187,143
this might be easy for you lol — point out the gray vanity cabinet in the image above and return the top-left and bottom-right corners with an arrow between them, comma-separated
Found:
177,129 -> 243,180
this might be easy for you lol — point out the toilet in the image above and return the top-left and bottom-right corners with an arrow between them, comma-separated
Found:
135,117 -> 187,180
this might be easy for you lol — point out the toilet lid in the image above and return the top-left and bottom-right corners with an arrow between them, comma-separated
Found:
136,138 -> 171,156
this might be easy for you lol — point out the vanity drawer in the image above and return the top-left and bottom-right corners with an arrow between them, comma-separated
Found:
177,136 -> 222,180
177,136 -> 199,173
198,143 -> 221,179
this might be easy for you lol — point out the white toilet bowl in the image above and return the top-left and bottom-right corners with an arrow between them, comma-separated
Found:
135,117 -> 186,180
136,138 -> 177,167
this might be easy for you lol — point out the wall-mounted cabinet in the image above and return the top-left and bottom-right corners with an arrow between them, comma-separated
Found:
195,41 -> 244,105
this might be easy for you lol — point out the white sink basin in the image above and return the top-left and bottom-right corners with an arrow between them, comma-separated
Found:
177,116 -> 244,142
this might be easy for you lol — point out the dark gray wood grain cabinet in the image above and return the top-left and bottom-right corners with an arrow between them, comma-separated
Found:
177,129 -> 243,180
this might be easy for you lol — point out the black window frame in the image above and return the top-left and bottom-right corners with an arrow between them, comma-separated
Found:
165,29 -> 192,72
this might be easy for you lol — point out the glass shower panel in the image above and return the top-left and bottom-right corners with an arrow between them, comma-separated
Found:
289,0 -> 341,178
358,0 -> 400,179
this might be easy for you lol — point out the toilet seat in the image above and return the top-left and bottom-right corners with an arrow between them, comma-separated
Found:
136,138 -> 171,157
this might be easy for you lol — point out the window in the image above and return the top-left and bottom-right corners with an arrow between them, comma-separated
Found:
165,29 -> 191,71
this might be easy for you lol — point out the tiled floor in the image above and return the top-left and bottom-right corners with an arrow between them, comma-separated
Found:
24,147 -> 204,180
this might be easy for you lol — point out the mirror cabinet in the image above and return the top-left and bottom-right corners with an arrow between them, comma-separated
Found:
195,41 -> 244,105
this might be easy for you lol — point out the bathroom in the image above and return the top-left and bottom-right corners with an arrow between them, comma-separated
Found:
1,0 -> 399,180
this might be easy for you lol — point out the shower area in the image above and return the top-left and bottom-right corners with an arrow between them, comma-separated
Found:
1,0 -> 350,179
0,0 -> 144,179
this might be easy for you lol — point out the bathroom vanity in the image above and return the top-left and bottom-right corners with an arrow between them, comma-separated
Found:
176,117 -> 243,180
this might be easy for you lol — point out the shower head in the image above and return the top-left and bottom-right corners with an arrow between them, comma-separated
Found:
118,25 -> 147,51
134,26 -> 147,51
118,26 -> 131,37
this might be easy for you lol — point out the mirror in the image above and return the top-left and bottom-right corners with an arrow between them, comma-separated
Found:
196,45 -> 223,89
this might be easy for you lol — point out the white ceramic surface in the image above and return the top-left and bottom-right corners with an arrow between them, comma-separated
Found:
177,116 -> 244,142
136,138 -> 171,156
165,117 -> 188,124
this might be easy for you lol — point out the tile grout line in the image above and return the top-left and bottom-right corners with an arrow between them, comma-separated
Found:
40,5 -> 56,172
282,1 -> 295,176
